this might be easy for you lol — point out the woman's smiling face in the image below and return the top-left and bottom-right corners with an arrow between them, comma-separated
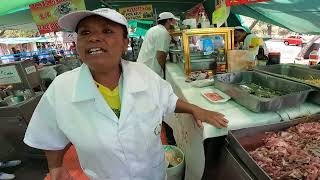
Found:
76,15 -> 128,72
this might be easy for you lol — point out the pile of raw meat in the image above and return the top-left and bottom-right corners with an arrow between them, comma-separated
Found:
249,122 -> 320,180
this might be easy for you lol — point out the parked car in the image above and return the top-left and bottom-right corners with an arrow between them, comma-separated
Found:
283,35 -> 305,46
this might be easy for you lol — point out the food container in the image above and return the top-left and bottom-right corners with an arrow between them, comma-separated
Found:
3,95 -> 25,106
227,115 -> 320,180
201,89 -> 230,103
267,52 -> 280,65
255,64 -> 320,88
214,71 -> 313,112
255,64 -> 320,104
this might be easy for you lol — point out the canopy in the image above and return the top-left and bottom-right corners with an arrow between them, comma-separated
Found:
0,0 -> 42,16
128,20 -> 154,37
0,9 -> 38,30
0,37 -> 54,44
1,0 -> 320,35
86,0 -> 203,16
230,0 -> 320,34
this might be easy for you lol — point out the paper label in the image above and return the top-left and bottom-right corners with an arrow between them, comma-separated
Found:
0,65 -> 22,85
25,66 -> 37,74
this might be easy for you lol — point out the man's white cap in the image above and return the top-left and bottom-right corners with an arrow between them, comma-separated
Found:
158,12 -> 180,21
58,8 -> 128,32
234,26 -> 251,33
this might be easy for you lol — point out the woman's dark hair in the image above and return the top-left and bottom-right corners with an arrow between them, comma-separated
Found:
157,18 -> 172,26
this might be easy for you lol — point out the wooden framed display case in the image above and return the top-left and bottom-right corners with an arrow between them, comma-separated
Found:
170,28 -> 234,76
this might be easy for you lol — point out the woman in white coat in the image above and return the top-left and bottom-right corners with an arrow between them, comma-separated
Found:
24,8 -> 228,180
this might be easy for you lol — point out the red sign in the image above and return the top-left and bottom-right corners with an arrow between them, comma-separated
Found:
226,0 -> 271,6
29,0 -> 86,34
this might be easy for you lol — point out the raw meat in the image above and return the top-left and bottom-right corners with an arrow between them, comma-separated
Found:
204,92 -> 223,101
249,122 -> 320,180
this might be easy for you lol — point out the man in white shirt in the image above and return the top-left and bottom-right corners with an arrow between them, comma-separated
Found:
137,12 -> 179,78
234,26 -> 268,56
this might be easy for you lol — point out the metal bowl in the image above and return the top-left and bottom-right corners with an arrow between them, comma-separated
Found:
0,100 -> 8,107
3,95 -> 25,106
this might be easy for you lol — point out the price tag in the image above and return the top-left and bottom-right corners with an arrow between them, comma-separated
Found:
25,66 -> 37,74
0,65 -> 22,85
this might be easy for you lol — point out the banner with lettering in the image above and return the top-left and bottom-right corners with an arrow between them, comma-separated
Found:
119,5 -> 153,21
30,0 -> 86,34
226,0 -> 271,6
212,0 -> 230,27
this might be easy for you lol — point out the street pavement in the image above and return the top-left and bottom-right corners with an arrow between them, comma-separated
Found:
265,40 -> 303,64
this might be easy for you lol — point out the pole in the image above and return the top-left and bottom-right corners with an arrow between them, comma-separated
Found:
154,8 -> 158,25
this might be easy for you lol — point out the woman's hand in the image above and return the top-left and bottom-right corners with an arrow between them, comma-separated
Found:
49,167 -> 73,180
191,106 -> 228,128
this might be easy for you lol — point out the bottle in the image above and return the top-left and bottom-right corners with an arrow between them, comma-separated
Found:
247,45 -> 256,70
256,45 -> 268,66
200,13 -> 210,28
309,48 -> 319,66
239,42 -> 244,50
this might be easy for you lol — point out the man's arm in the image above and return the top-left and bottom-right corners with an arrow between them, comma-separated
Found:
156,51 -> 167,69
175,99 -> 228,128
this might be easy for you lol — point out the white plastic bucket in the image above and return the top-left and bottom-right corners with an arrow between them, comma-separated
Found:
164,145 -> 185,180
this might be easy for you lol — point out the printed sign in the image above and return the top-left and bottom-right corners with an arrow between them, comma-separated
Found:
185,3 -> 206,20
119,5 -> 153,21
226,0 -> 271,6
212,0 -> 230,27
25,66 -> 37,75
30,0 -> 86,34
0,66 -> 22,85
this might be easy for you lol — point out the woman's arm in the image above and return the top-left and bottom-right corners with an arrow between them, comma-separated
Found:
175,99 -> 228,128
45,144 -> 73,180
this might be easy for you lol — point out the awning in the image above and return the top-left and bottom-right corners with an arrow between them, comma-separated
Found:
0,37 -> 54,44
230,0 -> 320,34
0,0 -> 42,16
0,9 -> 38,30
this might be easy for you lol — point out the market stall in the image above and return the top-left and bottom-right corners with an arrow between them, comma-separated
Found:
1,0 -> 320,179
164,61 -> 320,179
0,59 -> 45,160
164,23 -> 320,179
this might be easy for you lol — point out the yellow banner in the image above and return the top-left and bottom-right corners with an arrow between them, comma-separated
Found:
119,5 -> 153,21
30,0 -> 86,34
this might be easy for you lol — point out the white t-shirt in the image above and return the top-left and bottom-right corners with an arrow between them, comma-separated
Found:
24,60 -> 178,180
137,24 -> 171,78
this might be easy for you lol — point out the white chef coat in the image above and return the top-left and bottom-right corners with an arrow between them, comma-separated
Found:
24,60 -> 178,180
137,24 -> 171,78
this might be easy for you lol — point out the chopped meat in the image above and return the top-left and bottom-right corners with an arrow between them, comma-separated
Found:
204,92 -> 224,101
249,122 -> 320,180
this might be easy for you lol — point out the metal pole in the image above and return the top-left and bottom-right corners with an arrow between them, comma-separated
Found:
154,8 -> 158,25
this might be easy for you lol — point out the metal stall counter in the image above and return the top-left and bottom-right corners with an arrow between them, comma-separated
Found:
0,60 -> 45,160
164,62 -> 320,180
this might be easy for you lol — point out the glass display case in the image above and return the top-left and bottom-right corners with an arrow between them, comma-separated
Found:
170,28 -> 234,76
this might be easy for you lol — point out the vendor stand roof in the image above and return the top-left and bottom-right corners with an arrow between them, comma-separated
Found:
1,0 -> 320,35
